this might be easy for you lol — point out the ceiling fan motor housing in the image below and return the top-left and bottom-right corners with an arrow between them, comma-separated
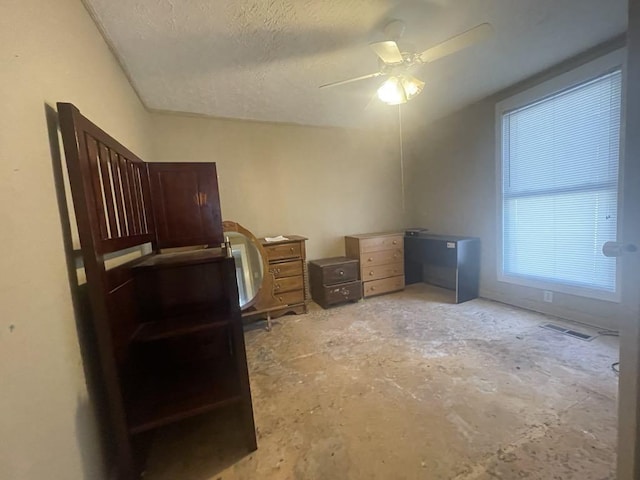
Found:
383,19 -> 406,40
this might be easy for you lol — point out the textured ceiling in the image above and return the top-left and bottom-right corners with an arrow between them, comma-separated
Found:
84,0 -> 627,128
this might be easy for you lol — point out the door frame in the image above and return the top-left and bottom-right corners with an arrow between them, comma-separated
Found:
616,2 -> 640,478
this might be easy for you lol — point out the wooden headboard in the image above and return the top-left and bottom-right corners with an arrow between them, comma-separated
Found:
58,102 -> 156,478
58,103 -> 156,255
57,103 -> 245,479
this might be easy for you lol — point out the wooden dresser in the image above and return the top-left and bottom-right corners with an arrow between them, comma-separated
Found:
345,232 -> 404,298
259,236 -> 309,318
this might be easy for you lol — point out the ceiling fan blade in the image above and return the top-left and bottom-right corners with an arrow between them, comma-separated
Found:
319,72 -> 384,89
419,23 -> 493,63
370,41 -> 404,64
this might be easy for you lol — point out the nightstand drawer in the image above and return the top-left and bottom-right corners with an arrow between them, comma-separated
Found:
323,262 -> 358,284
308,257 -> 359,286
313,280 -> 362,309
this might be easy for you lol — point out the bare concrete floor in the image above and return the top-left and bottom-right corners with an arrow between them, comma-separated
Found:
144,284 -> 619,480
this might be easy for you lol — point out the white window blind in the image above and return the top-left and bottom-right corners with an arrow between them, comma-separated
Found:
501,69 -> 622,295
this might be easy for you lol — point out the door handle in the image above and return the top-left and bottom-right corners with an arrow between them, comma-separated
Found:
602,241 -> 638,258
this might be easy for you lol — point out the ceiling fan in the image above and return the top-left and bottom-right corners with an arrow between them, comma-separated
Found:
319,20 -> 493,105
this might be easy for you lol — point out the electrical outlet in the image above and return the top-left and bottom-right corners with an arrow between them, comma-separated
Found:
543,291 -> 553,303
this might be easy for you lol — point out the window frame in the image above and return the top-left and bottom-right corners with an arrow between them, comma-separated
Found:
495,49 -> 626,302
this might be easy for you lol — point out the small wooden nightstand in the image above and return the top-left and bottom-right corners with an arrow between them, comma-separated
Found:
308,257 -> 362,309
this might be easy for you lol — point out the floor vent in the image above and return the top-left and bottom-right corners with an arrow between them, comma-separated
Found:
540,323 -> 595,341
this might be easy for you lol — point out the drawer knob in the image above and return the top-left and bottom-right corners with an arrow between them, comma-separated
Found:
275,283 -> 280,290
339,270 -> 344,276
393,240 -> 397,245
278,296 -> 283,302
290,247 -> 294,252
368,257 -> 373,262
370,287 -> 375,291
369,271 -> 374,276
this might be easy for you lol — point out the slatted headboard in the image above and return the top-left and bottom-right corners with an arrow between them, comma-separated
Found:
57,102 -> 155,478
58,103 -> 155,255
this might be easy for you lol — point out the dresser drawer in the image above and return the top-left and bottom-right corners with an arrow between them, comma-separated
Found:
264,242 -> 302,261
273,289 -> 305,306
269,259 -> 303,278
362,262 -> 404,282
359,235 -> 403,253
312,280 -> 362,309
363,275 -> 405,297
273,275 -> 304,294
360,248 -> 403,268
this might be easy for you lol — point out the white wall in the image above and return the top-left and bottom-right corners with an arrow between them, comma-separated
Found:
0,1 -> 152,478
150,113 -> 406,260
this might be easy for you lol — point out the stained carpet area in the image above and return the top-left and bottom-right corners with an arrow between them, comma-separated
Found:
143,284 -> 619,480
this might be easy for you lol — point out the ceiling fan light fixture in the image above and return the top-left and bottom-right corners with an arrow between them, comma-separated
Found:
377,76 -> 406,105
377,75 -> 424,105
401,75 -> 425,99
320,22 -> 492,110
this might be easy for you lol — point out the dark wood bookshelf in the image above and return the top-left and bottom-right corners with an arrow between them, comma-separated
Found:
58,103 -> 256,479
127,361 -> 242,435
132,248 -> 226,270
132,310 -> 231,343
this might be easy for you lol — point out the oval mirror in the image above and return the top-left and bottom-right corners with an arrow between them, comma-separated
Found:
223,221 -> 266,309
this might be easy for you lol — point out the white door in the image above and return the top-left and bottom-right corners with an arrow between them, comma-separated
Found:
615,3 -> 640,478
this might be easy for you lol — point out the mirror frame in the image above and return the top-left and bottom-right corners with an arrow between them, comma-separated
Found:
222,220 -> 274,312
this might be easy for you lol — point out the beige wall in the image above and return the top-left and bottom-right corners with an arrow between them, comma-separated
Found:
403,43 -> 625,331
0,1 -> 152,479
150,113 -> 406,260
0,2 -> 405,472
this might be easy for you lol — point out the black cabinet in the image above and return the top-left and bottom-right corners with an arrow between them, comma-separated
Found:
404,234 -> 480,303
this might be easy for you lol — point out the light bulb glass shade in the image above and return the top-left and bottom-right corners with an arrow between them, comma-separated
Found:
377,77 -> 406,105
377,75 -> 425,105
401,75 -> 425,99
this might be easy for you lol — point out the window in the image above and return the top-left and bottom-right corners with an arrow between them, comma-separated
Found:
497,52 -> 623,300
